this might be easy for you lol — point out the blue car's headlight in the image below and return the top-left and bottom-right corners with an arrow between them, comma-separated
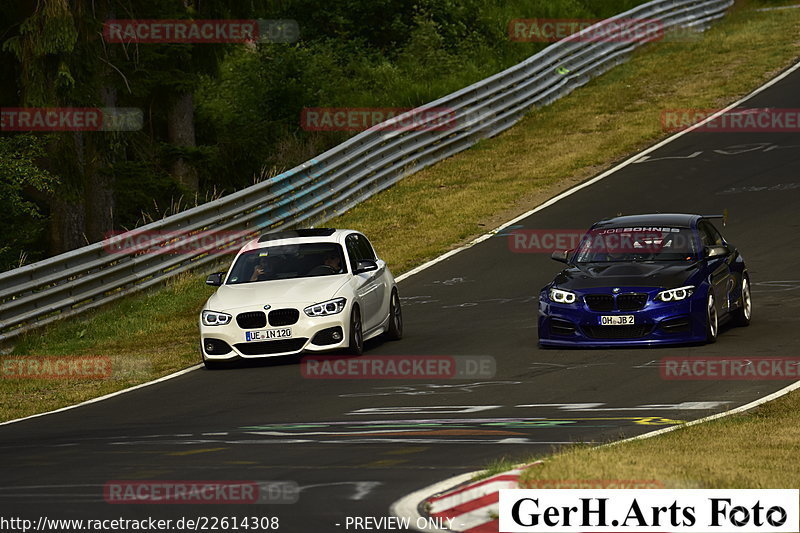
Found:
202,310 -> 232,326
549,288 -> 577,304
655,285 -> 695,302
304,297 -> 347,317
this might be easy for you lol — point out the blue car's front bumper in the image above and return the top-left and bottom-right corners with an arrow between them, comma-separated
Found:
538,287 -> 708,347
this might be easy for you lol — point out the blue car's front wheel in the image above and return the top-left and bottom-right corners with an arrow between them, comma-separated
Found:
706,290 -> 718,343
731,275 -> 752,327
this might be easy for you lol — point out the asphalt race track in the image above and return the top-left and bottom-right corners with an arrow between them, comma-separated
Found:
1,64 -> 799,533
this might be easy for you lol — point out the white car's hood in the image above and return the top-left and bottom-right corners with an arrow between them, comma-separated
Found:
206,276 -> 350,312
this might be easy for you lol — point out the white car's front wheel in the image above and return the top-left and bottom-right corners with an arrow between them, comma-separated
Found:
384,289 -> 403,341
349,307 -> 364,355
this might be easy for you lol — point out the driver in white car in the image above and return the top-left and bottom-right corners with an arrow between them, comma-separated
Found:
249,255 -> 274,282
323,252 -> 343,273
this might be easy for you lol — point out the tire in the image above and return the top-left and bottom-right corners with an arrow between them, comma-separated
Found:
731,275 -> 752,327
348,306 -> 364,355
384,289 -> 403,341
705,290 -> 718,344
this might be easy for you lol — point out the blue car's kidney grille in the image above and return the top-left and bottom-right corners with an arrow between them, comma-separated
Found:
584,294 -> 614,311
584,293 -> 648,311
616,293 -> 648,311
583,325 -> 652,339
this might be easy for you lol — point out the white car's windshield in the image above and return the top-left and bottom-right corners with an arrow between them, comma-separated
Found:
573,227 -> 699,263
226,243 -> 346,284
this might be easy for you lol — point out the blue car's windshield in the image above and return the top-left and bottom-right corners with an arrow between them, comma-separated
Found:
227,243 -> 346,284
573,227 -> 698,263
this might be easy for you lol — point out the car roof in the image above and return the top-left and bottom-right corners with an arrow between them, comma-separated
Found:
237,228 -> 358,254
258,228 -> 337,242
591,213 -> 704,229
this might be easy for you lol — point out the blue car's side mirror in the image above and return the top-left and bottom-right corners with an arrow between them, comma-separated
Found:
704,245 -> 728,259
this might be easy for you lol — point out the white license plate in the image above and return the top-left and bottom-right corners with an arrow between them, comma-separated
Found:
245,328 -> 292,342
600,315 -> 635,326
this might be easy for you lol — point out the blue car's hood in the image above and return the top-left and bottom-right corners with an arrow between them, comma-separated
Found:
554,261 -> 701,290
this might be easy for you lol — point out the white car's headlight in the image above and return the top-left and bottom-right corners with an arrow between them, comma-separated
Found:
202,310 -> 232,326
549,288 -> 577,304
655,285 -> 695,302
304,297 -> 347,317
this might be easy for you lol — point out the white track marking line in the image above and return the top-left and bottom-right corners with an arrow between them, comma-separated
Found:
600,378 -> 800,448
0,364 -> 202,427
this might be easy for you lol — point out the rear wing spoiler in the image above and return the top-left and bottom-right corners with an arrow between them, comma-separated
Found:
702,209 -> 728,226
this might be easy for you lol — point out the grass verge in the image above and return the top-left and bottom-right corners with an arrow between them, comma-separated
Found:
1,0 -> 800,422
516,386 -> 800,488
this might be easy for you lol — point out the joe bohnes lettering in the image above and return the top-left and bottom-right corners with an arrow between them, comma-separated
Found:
511,497 -> 696,528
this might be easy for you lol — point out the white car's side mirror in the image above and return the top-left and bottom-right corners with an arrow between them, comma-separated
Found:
354,259 -> 378,274
206,272 -> 224,286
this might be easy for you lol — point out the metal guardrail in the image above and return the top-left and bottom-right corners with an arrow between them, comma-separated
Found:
0,0 -> 733,342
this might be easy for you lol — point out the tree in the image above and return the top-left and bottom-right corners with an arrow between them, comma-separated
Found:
0,135 -> 58,269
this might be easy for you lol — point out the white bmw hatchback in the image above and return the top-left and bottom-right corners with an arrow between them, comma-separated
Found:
199,228 -> 402,369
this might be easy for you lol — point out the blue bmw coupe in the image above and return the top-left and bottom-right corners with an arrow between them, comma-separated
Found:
538,214 -> 751,347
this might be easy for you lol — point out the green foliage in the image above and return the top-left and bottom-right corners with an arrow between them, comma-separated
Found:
0,135 -> 59,267
2,0 -> 78,106
107,161 -> 185,228
196,0 -> 652,185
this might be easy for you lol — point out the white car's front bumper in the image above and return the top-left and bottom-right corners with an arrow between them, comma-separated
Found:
200,304 -> 351,361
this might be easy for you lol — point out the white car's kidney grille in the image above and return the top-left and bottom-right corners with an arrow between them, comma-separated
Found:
268,309 -> 300,326
236,311 -> 267,329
